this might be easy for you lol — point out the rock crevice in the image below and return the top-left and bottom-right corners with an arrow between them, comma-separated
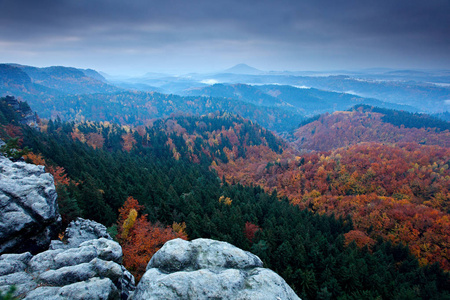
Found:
0,218 -> 135,300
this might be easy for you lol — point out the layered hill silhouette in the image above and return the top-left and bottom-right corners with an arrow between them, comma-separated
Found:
182,83 -> 414,116
0,64 -> 303,133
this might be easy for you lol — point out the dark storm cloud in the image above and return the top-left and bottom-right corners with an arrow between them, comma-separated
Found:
0,0 -> 449,72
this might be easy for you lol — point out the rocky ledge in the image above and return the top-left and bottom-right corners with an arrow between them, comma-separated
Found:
132,238 -> 300,300
0,154 -> 60,255
0,218 -> 135,299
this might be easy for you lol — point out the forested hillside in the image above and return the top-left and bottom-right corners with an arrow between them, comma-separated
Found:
214,106 -> 450,270
27,91 -> 303,133
293,106 -> 450,151
214,142 -> 450,270
0,64 -> 119,96
1,97 -> 449,299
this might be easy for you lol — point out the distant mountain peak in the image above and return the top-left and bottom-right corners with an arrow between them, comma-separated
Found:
223,64 -> 263,75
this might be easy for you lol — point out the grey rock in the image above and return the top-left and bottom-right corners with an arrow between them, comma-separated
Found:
0,219 -> 134,299
0,160 -> 133,299
24,278 -> 119,300
0,251 -> 33,263
2,236 -> 133,299
90,258 -> 123,283
22,287 -> 61,300
28,249 -> 65,273
50,217 -> 112,250
0,282 -> 39,299
36,256 -> 124,288
240,268 -> 302,299
38,262 -> 97,286
0,271 -> 34,286
80,238 -> 122,264
0,252 -> 32,275
58,278 -> 120,300
133,238 -> 300,300
0,261 -> 24,277
48,240 -> 64,249
134,268 -> 246,299
0,271 -> 37,296
119,266 -> 135,300
0,155 -> 60,254
53,245 -> 98,269
149,238 -> 263,272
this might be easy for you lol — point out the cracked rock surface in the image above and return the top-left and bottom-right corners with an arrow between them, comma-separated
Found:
0,155 -> 60,255
0,218 -> 135,299
132,238 -> 300,300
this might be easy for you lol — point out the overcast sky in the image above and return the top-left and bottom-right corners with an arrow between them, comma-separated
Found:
0,0 -> 449,75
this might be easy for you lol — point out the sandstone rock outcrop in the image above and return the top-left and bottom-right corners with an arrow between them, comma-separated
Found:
0,218 -> 135,299
49,217 -> 113,250
132,238 -> 300,300
0,154 -> 60,255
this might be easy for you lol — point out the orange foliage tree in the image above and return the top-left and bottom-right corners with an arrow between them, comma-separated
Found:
344,230 -> 375,249
117,196 -> 188,281
24,152 -> 71,187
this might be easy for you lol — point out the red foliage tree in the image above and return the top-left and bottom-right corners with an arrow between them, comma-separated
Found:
117,196 -> 188,281
244,222 -> 261,244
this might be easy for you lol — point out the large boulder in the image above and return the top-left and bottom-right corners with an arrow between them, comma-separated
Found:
49,217 -> 113,250
132,238 -> 300,300
0,155 -> 60,254
0,219 -> 135,300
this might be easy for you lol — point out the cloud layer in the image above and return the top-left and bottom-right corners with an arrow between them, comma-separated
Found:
1,0 -> 449,74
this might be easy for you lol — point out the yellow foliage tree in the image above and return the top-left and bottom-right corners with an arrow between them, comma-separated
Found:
121,209 -> 138,239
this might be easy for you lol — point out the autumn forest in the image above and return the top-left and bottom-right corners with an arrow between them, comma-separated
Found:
1,67 -> 450,299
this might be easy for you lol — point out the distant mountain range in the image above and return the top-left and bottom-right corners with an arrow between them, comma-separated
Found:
1,63 -> 450,134
182,83 -> 415,116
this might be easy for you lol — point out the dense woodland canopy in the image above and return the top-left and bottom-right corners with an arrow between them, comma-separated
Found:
216,106 -> 450,271
1,97 -> 450,299
292,106 -> 450,151
214,142 -> 450,270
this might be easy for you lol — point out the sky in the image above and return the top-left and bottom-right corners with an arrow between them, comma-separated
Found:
0,0 -> 449,76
